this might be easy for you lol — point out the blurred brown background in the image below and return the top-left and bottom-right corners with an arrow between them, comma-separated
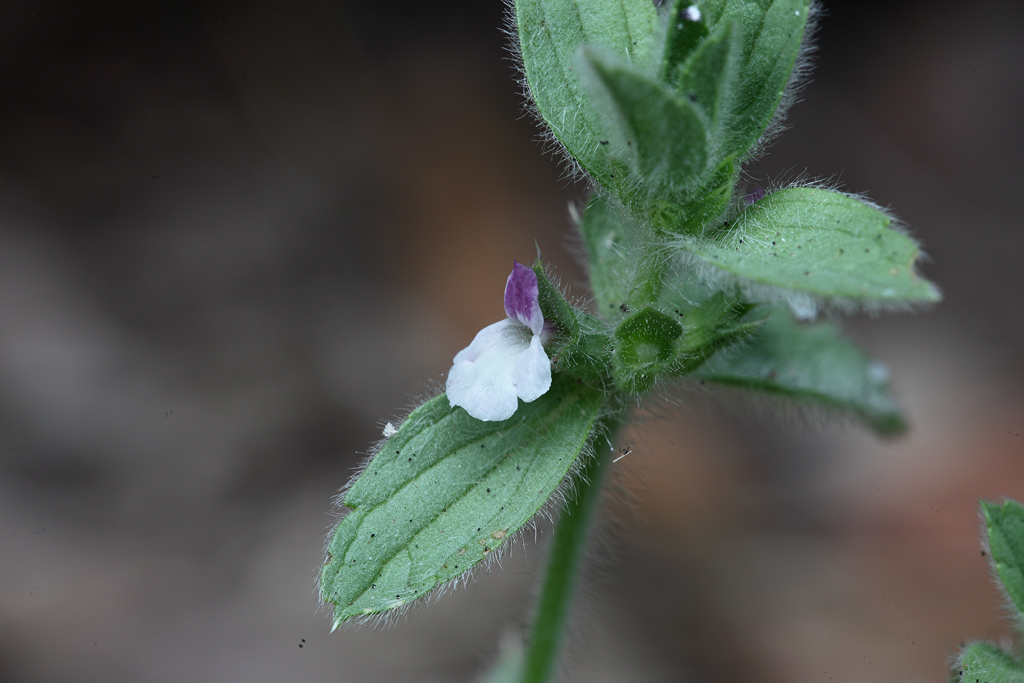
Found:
1,0 -> 1022,681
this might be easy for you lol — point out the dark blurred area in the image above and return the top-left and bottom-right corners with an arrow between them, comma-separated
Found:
1,0 -> 1021,681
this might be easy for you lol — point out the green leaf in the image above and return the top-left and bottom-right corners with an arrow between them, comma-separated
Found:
657,0 -> 710,85
982,499 -> 1024,623
514,0 -> 659,181
515,0 -> 811,197
698,0 -> 811,158
579,193 -> 638,315
693,307 -> 907,435
578,193 -> 667,318
674,187 -> 941,307
672,290 -> 761,369
649,158 -> 736,236
676,20 -> 739,157
956,642 -> 1024,683
583,50 -> 708,195
320,376 -> 604,627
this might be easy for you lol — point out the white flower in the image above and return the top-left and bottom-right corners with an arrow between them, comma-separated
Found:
446,262 -> 552,421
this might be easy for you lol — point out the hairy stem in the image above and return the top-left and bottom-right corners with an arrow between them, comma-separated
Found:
519,428 -> 614,683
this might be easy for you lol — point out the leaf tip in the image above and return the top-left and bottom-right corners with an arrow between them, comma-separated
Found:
923,280 -> 943,302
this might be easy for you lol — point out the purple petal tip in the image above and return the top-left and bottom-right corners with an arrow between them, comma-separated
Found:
504,262 -> 543,335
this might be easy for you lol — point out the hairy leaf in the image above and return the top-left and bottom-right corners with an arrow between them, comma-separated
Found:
579,193 -> 666,318
956,642 -> 1024,683
676,20 -> 739,160
693,307 -> 907,435
320,376 -> 604,627
657,0 -> 710,85
514,0 -> 659,181
698,0 -> 811,158
675,187 -> 941,307
982,499 -> 1024,623
583,50 -> 708,196
672,291 -> 761,369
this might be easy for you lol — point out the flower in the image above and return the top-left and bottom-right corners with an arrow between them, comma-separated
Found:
446,262 -> 552,421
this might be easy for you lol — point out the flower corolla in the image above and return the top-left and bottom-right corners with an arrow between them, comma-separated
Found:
446,262 -> 552,421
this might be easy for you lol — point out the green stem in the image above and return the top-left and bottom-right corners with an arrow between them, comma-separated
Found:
519,430 -> 614,683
